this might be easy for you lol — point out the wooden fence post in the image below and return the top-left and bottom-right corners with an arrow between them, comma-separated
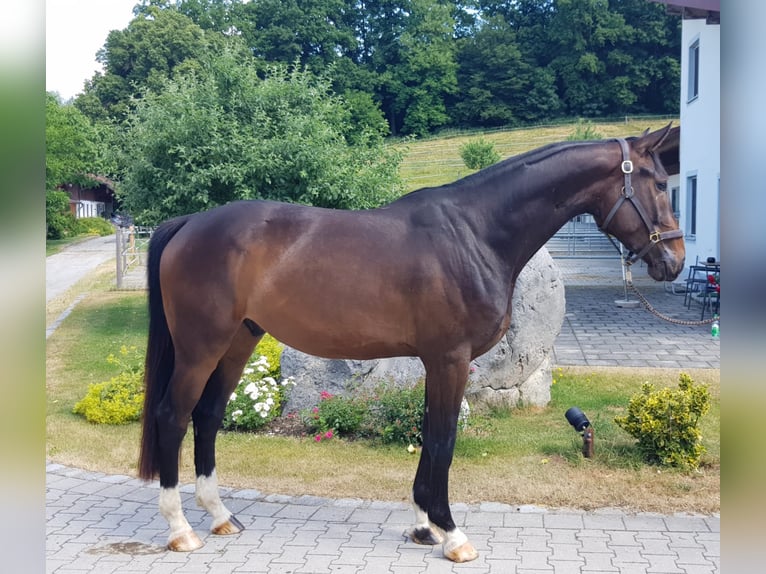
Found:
115,226 -> 123,289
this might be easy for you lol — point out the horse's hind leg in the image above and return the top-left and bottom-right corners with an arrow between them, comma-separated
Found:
192,324 -> 262,537
157,356 -> 221,552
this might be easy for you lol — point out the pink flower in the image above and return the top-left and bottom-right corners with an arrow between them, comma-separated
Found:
320,391 -> 334,401
314,434 -> 322,442
325,430 -> 334,439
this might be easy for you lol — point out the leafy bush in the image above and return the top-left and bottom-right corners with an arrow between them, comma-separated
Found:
74,217 -> 115,236
222,354 -> 295,432
73,346 -> 144,424
119,54 -> 404,224
566,119 -> 603,141
302,391 -> 368,439
614,372 -> 711,470
73,372 -> 144,424
255,334 -> 283,379
460,138 -> 500,170
373,382 -> 427,445
301,382 -> 470,446
46,190 -> 76,239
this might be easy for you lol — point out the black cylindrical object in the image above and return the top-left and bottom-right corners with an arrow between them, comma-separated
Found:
565,407 -> 590,432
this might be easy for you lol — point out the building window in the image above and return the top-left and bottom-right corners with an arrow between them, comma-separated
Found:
688,39 -> 699,102
686,176 -> 697,237
671,186 -> 680,221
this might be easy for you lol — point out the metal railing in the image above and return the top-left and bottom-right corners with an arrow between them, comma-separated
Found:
115,225 -> 155,289
545,218 -> 619,259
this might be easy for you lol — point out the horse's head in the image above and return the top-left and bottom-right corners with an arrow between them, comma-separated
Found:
596,124 -> 685,282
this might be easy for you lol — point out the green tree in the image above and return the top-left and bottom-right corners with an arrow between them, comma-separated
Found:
543,0 -> 679,117
452,14 -> 559,127
118,51 -> 403,224
392,0 -> 458,135
75,5 -> 219,121
45,93 -> 100,190
227,0 -> 357,68
46,92 -> 108,238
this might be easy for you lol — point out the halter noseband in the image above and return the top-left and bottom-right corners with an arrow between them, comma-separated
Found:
599,138 -> 684,265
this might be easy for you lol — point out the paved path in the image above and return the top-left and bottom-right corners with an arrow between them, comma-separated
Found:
46,235 -> 116,303
553,259 -> 719,370
46,253 -> 720,573
47,463 -> 719,574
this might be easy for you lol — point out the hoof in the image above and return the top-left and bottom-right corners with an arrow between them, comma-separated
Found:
410,526 -> 443,546
167,529 -> 203,552
444,541 -> 479,563
212,514 -> 245,536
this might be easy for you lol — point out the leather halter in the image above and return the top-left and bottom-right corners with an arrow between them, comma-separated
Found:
599,138 -> 684,265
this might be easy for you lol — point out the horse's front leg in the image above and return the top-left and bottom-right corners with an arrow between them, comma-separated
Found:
409,352 -> 478,563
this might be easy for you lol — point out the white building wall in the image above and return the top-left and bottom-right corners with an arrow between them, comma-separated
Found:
679,18 -> 720,268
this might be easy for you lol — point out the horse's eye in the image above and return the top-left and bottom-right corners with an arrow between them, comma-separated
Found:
656,181 -> 668,192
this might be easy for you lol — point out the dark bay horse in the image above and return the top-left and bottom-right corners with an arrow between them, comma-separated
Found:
138,125 -> 684,561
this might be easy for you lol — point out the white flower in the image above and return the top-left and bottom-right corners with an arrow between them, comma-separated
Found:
257,365 -> 268,373
245,382 -> 257,395
262,403 -> 271,412
459,398 -> 470,430
254,403 -> 263,412
229,392 -> 237,402
266,397 -> 274,406
260,411 -> 268,418
243,367 -> 255,375
263,377 -> 276,386
231,409 -> 243,421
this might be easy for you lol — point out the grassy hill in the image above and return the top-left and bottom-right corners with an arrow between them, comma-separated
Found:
397,116 -> 679,192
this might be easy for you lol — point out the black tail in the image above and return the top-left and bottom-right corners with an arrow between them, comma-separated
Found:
138,215 -> 192,481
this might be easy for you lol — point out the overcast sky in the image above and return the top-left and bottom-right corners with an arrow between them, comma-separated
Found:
46,0 -> 138,100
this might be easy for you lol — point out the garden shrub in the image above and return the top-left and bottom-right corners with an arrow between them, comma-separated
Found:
222,354 -> 295,432
46,190 -> 77,239
302,391 -> 368,439
255,334 -> 283,379
73,345 -> 145,424
566,119 -> 603,141
74,217 -> 115,236
73,371 -> 144,424
460,138 -> 500,170
372,382 -> 426,445
614,372 -> 711,470
301,382 -> 473,445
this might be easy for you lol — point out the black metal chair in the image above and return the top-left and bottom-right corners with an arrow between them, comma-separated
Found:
683,259 -> 710,308
700,268 -> 720,320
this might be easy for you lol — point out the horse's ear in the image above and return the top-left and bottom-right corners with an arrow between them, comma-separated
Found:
634,123 -> 674,154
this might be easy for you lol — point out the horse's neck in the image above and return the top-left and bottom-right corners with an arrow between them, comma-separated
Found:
454,143 -> 613,271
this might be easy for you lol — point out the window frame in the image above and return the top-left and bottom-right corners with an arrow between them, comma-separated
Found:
685,175 -> 698,239
688,38 -> 700,103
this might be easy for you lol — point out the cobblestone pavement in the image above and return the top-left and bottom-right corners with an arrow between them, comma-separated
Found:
46,256 -> 719,573
553,259 -> 720,369
47,463 -> 719,574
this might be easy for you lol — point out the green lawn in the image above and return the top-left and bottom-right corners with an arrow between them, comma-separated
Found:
396,117 -> 678,192
46,290 -> 718,514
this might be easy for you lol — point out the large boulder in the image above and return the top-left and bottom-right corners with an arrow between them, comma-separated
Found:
280,248 -> 565,414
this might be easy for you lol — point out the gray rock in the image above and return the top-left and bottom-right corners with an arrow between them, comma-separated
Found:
281,248 -> 565,414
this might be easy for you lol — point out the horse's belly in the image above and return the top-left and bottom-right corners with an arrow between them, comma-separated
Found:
247,289 -> 417,360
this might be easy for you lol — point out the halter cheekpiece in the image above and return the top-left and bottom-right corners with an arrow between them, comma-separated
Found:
599,138 -> 684,266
